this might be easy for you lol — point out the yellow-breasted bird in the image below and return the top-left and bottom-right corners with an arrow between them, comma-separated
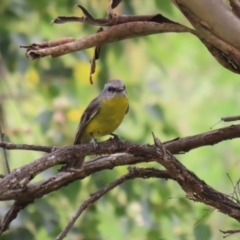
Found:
65,79 -> 129,169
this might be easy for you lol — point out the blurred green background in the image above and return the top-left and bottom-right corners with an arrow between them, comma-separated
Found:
1,0 -> 240,239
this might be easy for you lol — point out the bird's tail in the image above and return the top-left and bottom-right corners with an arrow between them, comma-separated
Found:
59,156 -> 85,172
59,133 -> 90,171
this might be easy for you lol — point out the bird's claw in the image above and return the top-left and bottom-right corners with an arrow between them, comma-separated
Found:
110,133 -> 123,148
92,135 -> 100,150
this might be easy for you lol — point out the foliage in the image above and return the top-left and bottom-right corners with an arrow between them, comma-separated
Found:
1,0 -> 240,239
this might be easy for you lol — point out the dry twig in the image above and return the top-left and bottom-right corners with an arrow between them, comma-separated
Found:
55,167 -> 170,239
0,126 -> 10,174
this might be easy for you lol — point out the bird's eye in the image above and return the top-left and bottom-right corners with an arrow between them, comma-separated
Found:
108,87 -> 115,92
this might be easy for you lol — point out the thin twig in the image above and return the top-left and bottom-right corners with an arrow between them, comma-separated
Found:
220,229 -> 240,238
226,173 -> 240,203
193,208 -> 215,227
211,115 -> 240,129
55,167 -> 170,239
0,141 -> 54,152
0,126 -> 10,174
52,6 -> 181,27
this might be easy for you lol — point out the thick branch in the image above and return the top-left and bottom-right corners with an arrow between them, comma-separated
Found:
164,0 -> 240,73
174,0 -> 240,49
0,200 -> 31,233
165,124 -> 240,153
0,124 -> 240,233
152,136 -> 240,222
1,124 -> 239,153
0,124 -> 239,200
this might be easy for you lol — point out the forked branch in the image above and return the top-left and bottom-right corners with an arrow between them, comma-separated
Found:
1,124 -> 240,235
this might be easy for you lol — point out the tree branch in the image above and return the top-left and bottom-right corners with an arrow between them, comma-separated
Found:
173,0 -> 240,49
152,135 -> 240,221
0,123 -> 238,198
0,123 -> 240,233
174,2 -> 240,73
0,200 -> 31,234
0,124 -> 239,200
0,126 -> 10,174
0,142 -> 53,152
22,21 -> 193,59
1,123 -> 239,153
55,167 -> 170,239
52,5 -> 180,26
21,1 -> 240,74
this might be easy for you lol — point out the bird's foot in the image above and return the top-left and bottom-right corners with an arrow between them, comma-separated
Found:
110,133 -> 123,149
91,134 -> 100,150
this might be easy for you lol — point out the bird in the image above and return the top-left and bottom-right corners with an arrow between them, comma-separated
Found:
64,79 -> 129,170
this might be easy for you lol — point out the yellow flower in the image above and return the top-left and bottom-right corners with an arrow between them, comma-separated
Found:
25,68 -> 40,87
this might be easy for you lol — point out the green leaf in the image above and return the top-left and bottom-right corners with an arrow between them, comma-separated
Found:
194,224 -> 212,240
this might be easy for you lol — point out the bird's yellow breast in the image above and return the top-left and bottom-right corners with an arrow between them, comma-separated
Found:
84,95 -> 128,137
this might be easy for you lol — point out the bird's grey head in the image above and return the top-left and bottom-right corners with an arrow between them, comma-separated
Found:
100,79 -> 127,99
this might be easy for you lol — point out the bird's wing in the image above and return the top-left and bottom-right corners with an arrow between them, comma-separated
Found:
125,104 -> 129,114
73,97 -> 100,144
